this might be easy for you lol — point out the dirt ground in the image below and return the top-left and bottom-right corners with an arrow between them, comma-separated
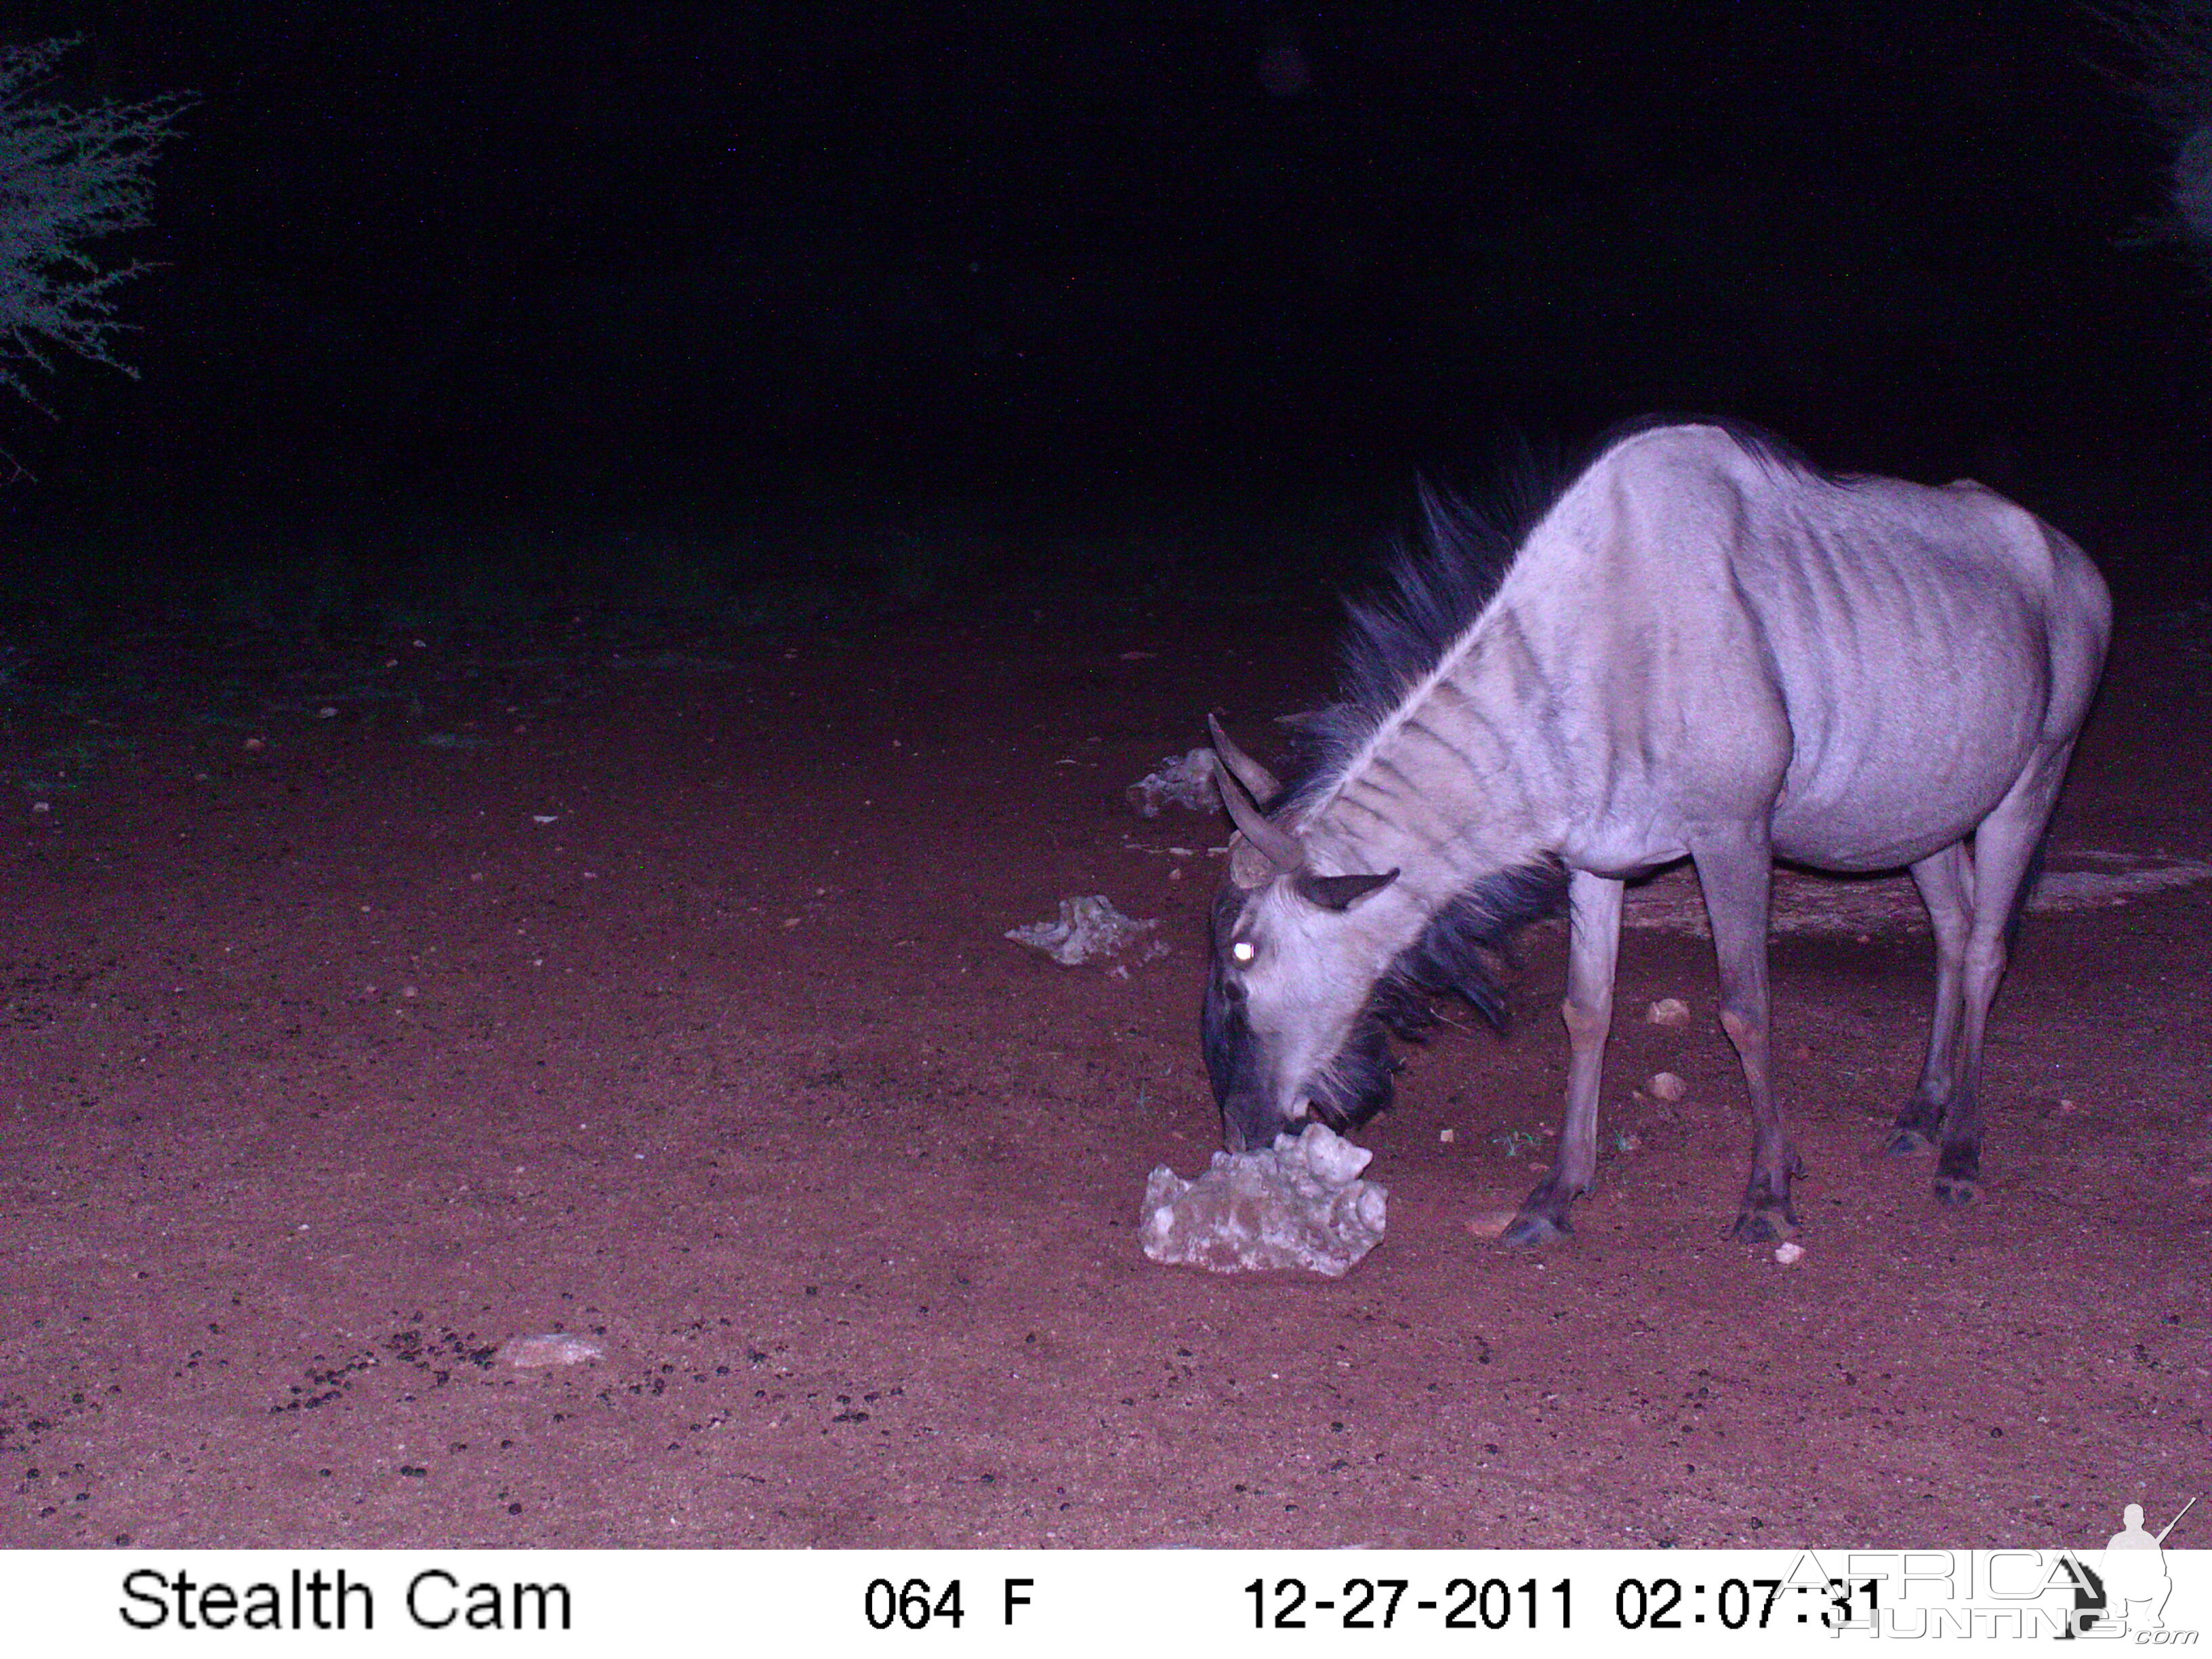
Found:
1,577 -> 2207,1551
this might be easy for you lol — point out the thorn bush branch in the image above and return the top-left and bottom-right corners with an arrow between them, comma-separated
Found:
0,35 -> 192,413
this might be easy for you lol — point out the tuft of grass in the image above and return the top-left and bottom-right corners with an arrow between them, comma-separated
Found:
1489,1129 -> 1545,1160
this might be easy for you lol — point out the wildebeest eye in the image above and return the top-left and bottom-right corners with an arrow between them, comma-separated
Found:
1230,939 -> 1256,963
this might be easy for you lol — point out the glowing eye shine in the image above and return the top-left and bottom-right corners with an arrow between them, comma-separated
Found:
1231,940 -> 1256,962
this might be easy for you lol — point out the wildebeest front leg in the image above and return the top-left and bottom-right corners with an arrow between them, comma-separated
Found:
1504,870 -> 1622,1245
1691,832 -> 1802,1240
1891,843 -> 1972,1155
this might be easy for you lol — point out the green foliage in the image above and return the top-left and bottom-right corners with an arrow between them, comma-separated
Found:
0,36 -> 190,411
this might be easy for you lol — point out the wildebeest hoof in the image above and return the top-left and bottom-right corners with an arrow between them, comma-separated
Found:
1885,1128 -> 1934,1157
1933,1174 -> 1981,1206
1500,1212 -> 1568,1246
1731,1208 -> 1797,1244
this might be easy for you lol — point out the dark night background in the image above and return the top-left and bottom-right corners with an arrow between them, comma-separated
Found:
7,1 -> 2209,614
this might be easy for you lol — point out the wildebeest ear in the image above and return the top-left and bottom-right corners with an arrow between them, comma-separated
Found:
1206,713 -> 1282,803
1294,868 -> 1399,912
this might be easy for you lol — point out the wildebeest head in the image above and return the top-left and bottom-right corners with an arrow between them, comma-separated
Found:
1201,716 -> 1414,1152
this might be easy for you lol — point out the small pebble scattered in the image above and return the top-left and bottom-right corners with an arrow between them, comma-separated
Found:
1774,1242 -> 1805,1265
1645,997 -> 1691,1027
1646,1071 -> 1688,1103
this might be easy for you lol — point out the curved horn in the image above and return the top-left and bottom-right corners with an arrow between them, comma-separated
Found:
1211,741 -> 1305,874
1206,714 -> 1282,803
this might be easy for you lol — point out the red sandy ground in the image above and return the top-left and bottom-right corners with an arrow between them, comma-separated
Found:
1,591 -> 2205,1550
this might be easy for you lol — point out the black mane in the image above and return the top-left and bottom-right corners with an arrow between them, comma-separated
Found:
1281,466 -> 1553,817
1374,857 -> 1572,1038
1284,414 -> 1826,814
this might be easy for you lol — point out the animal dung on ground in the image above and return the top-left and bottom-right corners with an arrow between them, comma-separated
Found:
1139,1122 -> 1388,1278
1125,748 -> 1220,817
1645,997 -> 1691,1027
495,1333 -> 604,1368
1645,1071 -> 1688,1103
1006,895 -> 1160,966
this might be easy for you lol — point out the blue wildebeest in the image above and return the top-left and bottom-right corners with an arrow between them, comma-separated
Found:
1202,420 -> 2111,1243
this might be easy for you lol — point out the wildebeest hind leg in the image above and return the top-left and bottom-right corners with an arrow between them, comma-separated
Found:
1931,749 -> 2072,1205
1892,843 -> 1972,1155
1692,832 -> 1803,1241
1504,872 -> 1622,1245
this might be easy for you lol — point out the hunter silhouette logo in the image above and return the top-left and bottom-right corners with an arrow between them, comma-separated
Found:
2102,1495 -> 2197,1634
2062,1493 -> 2200,1639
